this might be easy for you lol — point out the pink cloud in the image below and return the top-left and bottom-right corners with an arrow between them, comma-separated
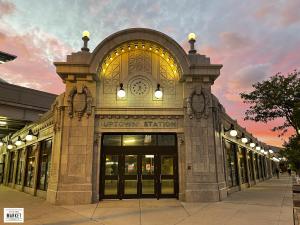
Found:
0,27 -> 73,94
219,32 -> 253,50
254,0 -> 300,26
0,0 -> 15,18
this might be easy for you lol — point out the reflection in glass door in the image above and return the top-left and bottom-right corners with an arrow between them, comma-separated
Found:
141,155 -> 156,197
123,155 -> 138,197
103,155 -> 119,198
159,155 -> 177,196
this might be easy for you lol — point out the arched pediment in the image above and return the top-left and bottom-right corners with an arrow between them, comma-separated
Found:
89,28 -> 190,77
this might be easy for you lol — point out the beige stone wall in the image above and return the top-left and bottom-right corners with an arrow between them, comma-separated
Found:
0,28 -> 277,205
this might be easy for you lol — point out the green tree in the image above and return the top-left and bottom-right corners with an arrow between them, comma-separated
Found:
240,70 -> 300,136
281,135 -> 300,173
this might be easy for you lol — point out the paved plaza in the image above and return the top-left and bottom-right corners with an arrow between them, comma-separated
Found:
0,175 -> 292,225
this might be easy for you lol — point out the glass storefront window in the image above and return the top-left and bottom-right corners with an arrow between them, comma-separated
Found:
238,147 -> 247,184
0,155 -> 6,183
16,149 -> 24,185
103,135 -> 122,146
254,154 -> 259,179
102,134 -> 176,147
247,151 -> 254,181
25,145 -> 36,188
123,135 -> 156,146
224,140 -> 238,187
37,139 -> 52,191
157,135 -> 176,146
8,151 -> 15,183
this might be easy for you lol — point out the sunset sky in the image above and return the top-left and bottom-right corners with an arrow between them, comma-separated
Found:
0,0 -> 299,147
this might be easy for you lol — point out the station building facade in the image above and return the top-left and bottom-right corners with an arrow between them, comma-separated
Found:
0,28 -> 278,205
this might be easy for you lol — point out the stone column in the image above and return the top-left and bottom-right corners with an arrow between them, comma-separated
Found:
182,54 -> 225,202
47,52 -> 97,205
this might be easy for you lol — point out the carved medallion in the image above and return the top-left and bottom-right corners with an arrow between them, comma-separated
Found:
191,91 -> 205,114
67,85 -> 93,120
186,85 -> 210,119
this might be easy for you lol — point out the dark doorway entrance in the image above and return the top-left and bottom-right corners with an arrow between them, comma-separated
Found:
100,134 -> 178,200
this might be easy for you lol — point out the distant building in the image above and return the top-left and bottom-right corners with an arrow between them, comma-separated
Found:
0,29 -> 279,205
0,79 -> 57,138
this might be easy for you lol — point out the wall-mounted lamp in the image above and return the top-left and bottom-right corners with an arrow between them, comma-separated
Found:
117,83 -> 126,98
240,133 -> 248,143
256,146 -> 261,151
7,141 -> 13,150
15,136 -> 23,146
154,84 -> 163,99
249,141 -> 256,148
224,124 -> 238,137
25,129 -> 37,141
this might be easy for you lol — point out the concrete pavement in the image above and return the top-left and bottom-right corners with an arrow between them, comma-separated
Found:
0,175 -> 292,225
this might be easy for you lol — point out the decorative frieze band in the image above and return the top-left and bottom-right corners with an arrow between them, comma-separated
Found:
98,114 -> 182,119
98,114 -> 183,129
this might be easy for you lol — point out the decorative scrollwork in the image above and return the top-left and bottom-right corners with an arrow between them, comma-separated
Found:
186,85 -> 210,119
67,85 -> 93,120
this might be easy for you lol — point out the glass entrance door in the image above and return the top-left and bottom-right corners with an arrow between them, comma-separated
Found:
123,155 -> 138,197
100,134 -> 178,200
158,155 -> 178,197
141,154 -> 157,197
121,154 -> 157,198
103,155 -> 120,198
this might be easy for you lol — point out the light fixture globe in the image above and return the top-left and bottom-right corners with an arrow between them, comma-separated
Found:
15,136 -> 22,146
256,146 -> 261,151
82,30 -> 90,38
260,149 -> 264,153
154,84 -> 163,99
117,83 -> 126,98
241,137 -> 248,143
117,89 -> 126,98
250,142 -> 256,148
7,144 -> 13,150
229,129 -> 238,137
26,134 -> 33,141
188,33 -> 196,41
269,149 -> 274,154
0,141 -> 3,147
154,90 -> 163,99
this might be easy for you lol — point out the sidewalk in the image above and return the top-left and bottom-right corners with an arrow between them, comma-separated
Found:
0,175 -> 292,225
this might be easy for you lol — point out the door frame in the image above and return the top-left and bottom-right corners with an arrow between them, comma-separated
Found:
99,133 -> 179,200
